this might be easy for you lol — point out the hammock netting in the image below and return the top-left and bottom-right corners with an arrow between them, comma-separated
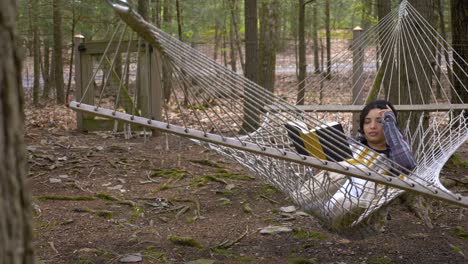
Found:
70,0 -> 468,230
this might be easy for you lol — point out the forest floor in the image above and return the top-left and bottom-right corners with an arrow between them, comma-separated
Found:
26,102 -> 468,264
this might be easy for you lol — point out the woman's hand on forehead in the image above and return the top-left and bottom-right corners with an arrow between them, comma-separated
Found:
378,105 -> 393,118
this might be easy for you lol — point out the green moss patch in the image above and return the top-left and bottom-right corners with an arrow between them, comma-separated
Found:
151,169 -> 188,180
168,235 -> 203,248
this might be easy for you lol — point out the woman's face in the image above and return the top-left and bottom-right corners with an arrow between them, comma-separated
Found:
363,108 -> 386,149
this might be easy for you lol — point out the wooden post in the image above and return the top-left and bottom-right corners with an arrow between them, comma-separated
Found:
137,43 -> 150,117
149,46 -> 163,136
352,26 -> 364,135
137,44 -> 163,136
74,34 -> 95,131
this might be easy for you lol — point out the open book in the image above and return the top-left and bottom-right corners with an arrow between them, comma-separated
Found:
285,121 -> 353,162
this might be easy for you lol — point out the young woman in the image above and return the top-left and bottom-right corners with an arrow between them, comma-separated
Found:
298,100 -> 417,230
357,100 -> 416,172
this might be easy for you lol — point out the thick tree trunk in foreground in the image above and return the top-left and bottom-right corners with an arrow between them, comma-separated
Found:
0,0 -> 34,262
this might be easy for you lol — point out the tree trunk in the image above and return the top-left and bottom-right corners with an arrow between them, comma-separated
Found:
297,0 -> 307,105
163,0 -> 172,23
451,0 -> 468,113
138,0 -> 149,21
398,0 -> 436,229
161,0 -> 173,103
312,3 -> 320,74
229,8 -> 237,72
176,0 -> 183,41
153,0 -> 161,25
258,0 -> 280,94
241,0 -> 261,132
434,0 -> 454,100
213,19 -> 221,61
66,1 -> 77,103
32,0 -> 40,105
378,0 -> 394,101
0,1 -> 35,261
325,0 -> 331,78
230,0 -> 245,73
361,0 -> 373,30
53,0 -> 65,104
41,38 -> 51,99
42,37 -> 53,99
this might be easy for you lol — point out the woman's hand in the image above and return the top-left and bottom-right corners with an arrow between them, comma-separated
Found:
378,105 -> 393,118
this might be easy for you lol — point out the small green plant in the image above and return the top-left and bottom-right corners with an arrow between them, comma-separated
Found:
449,226 -> 468,240
217,198 -> 232,206
242,203 -> 253,214
450,245 -> 463,254
143,245 -> 167,262
186,216 -> 197,223
132,206 -> 143,218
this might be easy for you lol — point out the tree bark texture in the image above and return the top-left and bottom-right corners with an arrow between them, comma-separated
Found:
312,3 -> 320,74
230,0 -> 245,73
397,0 -> 434,138
41,38 -> 51,99
325,0 -> 331,78
451,0 -> 468,109
241,0 -> 260,132
32,0 -> 40,105
53,0 -> 65,104
258,0 -> 280,94
0,0 -> 34,262
297,0 -> 306,104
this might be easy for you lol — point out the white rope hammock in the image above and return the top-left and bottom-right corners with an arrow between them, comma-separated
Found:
69,0 -> 467,230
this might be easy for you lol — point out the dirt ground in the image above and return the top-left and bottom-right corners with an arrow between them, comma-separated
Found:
26,104 -> 468,264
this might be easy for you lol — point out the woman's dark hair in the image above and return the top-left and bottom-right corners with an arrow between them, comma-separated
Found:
358,100 -> 397,134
